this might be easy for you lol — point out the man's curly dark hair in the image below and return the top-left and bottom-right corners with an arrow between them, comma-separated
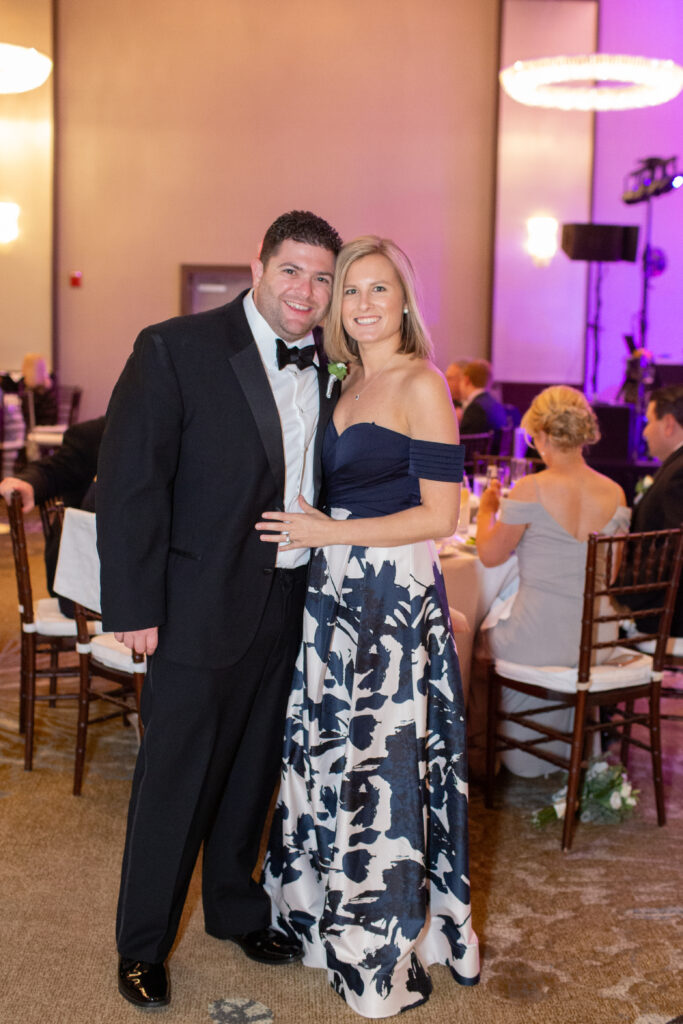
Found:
259,210 -> 342,266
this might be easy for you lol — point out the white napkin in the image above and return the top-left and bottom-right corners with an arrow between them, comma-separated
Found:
54,507 -> 102,613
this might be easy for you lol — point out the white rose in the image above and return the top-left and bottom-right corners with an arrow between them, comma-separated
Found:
620,782 -> 632,798
626,796 -> 636,807
609,791 -> 622,810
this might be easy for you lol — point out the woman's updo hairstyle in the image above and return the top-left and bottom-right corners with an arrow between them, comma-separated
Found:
521,385 -> 600,451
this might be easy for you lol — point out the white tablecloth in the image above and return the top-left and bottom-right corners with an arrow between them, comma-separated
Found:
440,543 -> 518,698
440,542 -> 519,774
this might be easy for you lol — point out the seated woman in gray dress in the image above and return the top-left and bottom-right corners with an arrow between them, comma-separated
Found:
475,385 -> 630,777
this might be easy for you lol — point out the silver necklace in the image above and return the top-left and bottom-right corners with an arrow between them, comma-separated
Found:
353,363 -> 392,401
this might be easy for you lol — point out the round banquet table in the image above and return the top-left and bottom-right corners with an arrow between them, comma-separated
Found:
439,540 -> 518,774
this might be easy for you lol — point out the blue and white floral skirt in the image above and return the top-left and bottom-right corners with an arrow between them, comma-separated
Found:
263,528 -> 479,1018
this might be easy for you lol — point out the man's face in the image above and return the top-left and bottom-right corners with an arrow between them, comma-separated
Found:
642,401 -> 671,462
445,364 -> 462,402
251,239 -> 335,342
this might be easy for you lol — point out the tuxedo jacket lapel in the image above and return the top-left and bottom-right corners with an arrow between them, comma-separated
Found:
224,298 -> 286,501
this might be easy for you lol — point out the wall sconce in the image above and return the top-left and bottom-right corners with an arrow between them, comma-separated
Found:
0,42 -> 52,94
0,202 -> 20,243
525,216 -> 559,265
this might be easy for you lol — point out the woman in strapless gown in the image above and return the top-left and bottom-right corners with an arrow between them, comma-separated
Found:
476,385 -> 631,776
257,237 -> 479,1018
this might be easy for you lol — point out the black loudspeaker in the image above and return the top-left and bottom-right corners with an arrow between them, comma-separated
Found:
561,223 -> 640,263
655,364 -> 683,388
589,402 -> 639,462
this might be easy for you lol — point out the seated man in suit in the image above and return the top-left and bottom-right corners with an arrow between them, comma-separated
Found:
0,416 -> 105,612
459,359 -> 508,453
444,359 -> 471,417
619,385 -> 683,637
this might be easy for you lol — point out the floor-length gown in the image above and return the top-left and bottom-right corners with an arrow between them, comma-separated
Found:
263,421 -> 480,1019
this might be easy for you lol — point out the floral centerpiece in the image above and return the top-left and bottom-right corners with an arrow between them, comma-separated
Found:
532,758 -> 638,828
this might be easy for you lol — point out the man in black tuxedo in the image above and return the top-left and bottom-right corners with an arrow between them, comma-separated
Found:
96,211 -> 342,1008
620,385 -> 683,636
459,359 -> 508,453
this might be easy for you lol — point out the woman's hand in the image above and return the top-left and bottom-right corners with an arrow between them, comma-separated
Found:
478,478 -> 502,517
255,496 -> 336,550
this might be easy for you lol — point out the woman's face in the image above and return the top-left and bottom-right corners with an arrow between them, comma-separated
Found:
341,253 -> 405,349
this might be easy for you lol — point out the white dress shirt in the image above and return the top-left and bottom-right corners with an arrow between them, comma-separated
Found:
244,290 -> 319,569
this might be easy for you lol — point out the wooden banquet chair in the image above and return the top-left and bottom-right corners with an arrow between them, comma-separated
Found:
5,491 -> 86,770
54,385 -> 82,427
633,634 -> 683,723
460,431 -> 494,474
53,506 -> 145,795
485,527 -> 683,852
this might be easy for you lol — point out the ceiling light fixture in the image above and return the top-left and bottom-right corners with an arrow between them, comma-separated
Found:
0,42 -> 52,94
500,54 -> 683,111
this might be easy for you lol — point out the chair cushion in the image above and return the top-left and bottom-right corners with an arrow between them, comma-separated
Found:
637,636 -> 683,656
91,633 -> 147,674
495,646 -> 653,694
34,597 -> 102,638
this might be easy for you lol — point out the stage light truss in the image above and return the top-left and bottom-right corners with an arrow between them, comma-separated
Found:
622,157 -> 682,205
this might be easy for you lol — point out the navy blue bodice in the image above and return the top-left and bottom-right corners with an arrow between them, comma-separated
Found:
322,420 -> 464,518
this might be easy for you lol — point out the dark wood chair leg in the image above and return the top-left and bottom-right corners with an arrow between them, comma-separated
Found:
73,651 -> 91,796
18,631 -> 28,734
620,699 -> 634,768
485,666 -> 498,809
48,644 -> 59,707
23,632 -> 37,771
562,692 -> 587,852
649,684 -> 666,826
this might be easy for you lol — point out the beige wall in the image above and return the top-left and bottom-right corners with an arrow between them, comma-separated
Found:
0,0 -> 53,374
55,0 -> 500,418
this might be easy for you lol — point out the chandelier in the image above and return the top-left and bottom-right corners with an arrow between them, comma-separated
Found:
499,54 -> 683,112
0,42 -> 52,94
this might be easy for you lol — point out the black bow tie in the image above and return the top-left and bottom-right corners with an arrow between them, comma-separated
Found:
276,338 -> 316,371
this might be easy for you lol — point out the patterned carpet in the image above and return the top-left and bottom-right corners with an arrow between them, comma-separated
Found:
0,513 -> 682,1023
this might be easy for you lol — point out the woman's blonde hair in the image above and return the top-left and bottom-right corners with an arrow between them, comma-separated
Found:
521,385 -> 600,450
323,236 -> 433,363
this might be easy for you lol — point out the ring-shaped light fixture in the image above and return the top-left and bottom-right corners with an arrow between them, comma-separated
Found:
500,54 -> 683,111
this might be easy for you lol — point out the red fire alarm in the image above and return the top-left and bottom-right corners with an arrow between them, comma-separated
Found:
70,271 -> 82,287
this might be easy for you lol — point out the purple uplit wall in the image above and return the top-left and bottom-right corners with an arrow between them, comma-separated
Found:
592,0 -> 683,401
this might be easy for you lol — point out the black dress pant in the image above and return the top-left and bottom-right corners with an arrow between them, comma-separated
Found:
115,566 -> 307,963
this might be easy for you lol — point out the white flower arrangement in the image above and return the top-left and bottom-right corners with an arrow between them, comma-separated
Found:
532,758 -> 638,828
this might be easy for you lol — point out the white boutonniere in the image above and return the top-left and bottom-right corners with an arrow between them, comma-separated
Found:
326,361 -> 348,398
634,474 -> 654,504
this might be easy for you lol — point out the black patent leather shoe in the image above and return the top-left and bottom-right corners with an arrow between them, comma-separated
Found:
118,956 -> 170,1008
229,927 -> 303,964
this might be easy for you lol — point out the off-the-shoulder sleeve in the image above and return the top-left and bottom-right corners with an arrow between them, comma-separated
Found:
499,498 -> 537,525
408,439 -> 464,482
612,505 -> 632,532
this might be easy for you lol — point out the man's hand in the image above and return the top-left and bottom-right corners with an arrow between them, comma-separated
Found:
0,478 -> 36,511
114,627 -> 158,655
